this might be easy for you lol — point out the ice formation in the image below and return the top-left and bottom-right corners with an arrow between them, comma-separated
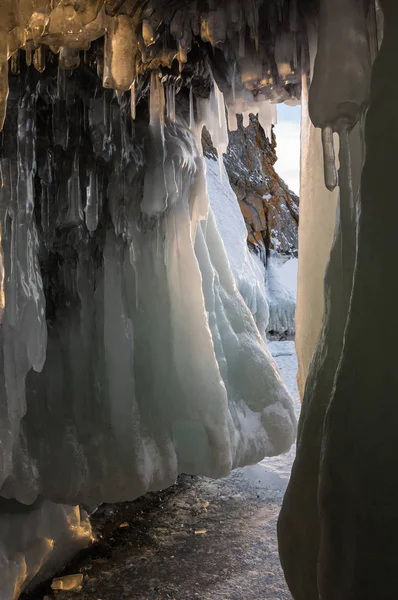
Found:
0,500 -> 91,599
0,4 -> 303,589
206,157 -> 269,338
266,257 -> 297,338
0,0 -> 390,597
0,72 -> 296,505
207,155 -> 297,340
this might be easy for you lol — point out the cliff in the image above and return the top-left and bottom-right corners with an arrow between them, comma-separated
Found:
204,115 -> 299,259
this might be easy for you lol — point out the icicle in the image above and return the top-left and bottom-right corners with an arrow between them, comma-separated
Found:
128,239 -> 140,309
258,101 -> 277,140
103,90 -> 112,152
177,42 -> 188,73
321,126 -> 338,191
149,72 -> 165,132
227,105 -> 238,131
309,0 -> 371,133
64,153 -> 84,227
215,82 -> 224,129
33,45 -> 46,73
203,76 -> 229,180
141,72 -> 169,217
85,169 -> 99,232
53,70 -> 68,148
25,42 -> 33,67
166,81 -> 176,122
130,81 -> 136,120
11,51 -> 20,75
96,50 -> 103,79
0,62 -> 9,132
189,86 -> 194,129
103,15 -> 136,91
142,19 -> 155,46
115,90 -> 123,105
59,47 -> 81,70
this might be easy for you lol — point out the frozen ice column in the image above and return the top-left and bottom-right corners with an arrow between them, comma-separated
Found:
309,0 -> 371,190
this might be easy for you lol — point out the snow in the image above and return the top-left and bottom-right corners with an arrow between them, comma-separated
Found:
206,157 -> 269,338
261,341 -> 300,481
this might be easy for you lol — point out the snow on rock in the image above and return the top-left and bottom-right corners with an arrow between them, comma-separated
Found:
222,114 -> 299,257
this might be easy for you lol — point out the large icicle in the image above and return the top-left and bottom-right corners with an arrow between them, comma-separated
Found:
309,0 -> 371,188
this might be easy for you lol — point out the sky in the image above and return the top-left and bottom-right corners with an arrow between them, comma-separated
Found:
273,104 -> 301,195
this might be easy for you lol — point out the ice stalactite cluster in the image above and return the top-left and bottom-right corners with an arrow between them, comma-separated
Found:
0,0 -> 310,140
0,26 -> 298,591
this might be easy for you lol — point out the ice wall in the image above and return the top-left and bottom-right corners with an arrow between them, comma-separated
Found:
0,57 -> 297,595
266,256 -> 297,337
206,156 -> 269,338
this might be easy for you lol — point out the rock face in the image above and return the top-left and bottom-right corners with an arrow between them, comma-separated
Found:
203,114 -> 299,338
223,115 -> 299,258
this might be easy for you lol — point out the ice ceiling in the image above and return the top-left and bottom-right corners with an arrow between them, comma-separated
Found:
0,0 -> 314,132
0,0 -> 388,598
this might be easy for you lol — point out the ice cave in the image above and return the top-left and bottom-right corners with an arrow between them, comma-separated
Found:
0,0 -> 393,598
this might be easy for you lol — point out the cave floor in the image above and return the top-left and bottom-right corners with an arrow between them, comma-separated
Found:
25,341 -> 298,600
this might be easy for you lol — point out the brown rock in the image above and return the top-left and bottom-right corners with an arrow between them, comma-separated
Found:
204,113 -> 299,258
